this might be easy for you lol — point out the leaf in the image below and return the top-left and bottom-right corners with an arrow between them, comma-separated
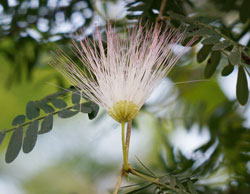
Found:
221,64 -> 234,76
188,28 -> 217,37
228,48 -> 241,65
240,0 -> 250,23
202,37 -> 220,45
12,115 -> 25,126
51,98 -> 67,109
58,109 -> 79,118
236,66 -> 249,105
0,132 -> 6,145
212,40 -> 231,51
5,127 -> 23,163
26,101 -> 40,120
39,115 -> 53,134
204,51 -> 221,78
38,102 -> 54,113
83,102 -> 99,119
23,120 -> 39,153
71,92 -> 81,104
182,36 -> 201,46
197,45 -> 212,63
187,181 -> 197,194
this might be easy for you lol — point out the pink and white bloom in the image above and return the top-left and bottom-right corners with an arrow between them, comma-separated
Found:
51,24 -> 190,123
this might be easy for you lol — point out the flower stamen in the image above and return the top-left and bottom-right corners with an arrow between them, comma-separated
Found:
108,100 -> 139,123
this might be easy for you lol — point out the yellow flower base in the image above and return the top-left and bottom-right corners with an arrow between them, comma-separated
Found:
108,100 -> 139,123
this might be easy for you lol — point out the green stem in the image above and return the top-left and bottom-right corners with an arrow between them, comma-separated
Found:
121,122 -> 129,170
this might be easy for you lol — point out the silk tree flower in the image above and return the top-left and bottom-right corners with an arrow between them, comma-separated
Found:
51,24 -> 189,123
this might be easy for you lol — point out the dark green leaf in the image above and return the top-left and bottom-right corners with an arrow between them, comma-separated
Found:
5,127 -> 23,163
71,92 -> 81,104
58,109 -> 79,118
39,115 -> 53,134
12,115 -> 25,126
202,37 -> 220,45
187,181 -> 197,194
240,0 -> 250,23
26,101 -> 40,120
197,45 -> 212,63
236,66 -> 249,105
188,28 -> 217,37
212,40 -> 231,51
51,98 -> 67,109
23,120 -> 39,153
86,102 -> 99,120
204,51 -> 221,78
229,48 -> 241,65
0,132 -> 6,145
79,102 -> 95,113
38,102 -> 54,113
221,64 -> 234,76
182,36 -> 201,46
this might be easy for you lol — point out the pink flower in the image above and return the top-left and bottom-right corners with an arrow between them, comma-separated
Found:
51,24 -> 190,123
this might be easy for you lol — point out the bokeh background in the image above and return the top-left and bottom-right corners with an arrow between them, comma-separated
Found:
0,0 -> 249,193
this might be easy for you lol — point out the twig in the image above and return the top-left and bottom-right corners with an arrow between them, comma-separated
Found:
113,170 -> 124,194
158,0 -> 168,21
1,104 -> 79,134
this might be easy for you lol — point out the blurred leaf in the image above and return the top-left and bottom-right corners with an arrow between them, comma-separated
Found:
236,66 -> 249,105
212,40 -> 231,51
23,120 -> 39,153
240,0 -> 250,23
5,127 -> 23,163
188,181 -> 197,194
204,51 -> 221,78
26,101 -> 40,120
202,37 -> 220,45
197,45 -> 212,63
229,48 -> 241,65
12,115 -> 26,126
39,115 -> 53,134
221,64 -> 234,76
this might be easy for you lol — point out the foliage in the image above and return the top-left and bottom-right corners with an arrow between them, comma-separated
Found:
0,87 -> 99,163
